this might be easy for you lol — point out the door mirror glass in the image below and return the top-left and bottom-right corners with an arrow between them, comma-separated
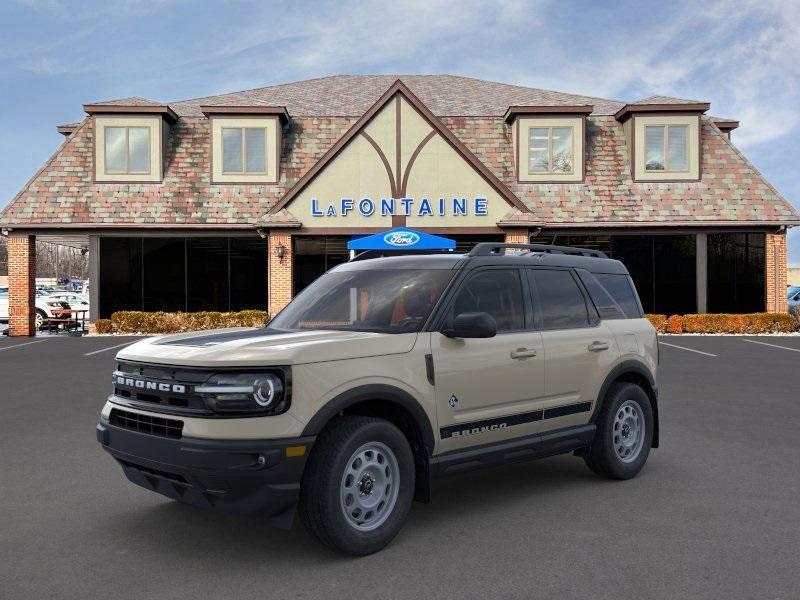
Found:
443,312 -> 497,338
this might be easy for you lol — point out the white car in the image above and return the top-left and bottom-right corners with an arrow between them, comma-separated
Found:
0,287 -> 74,329
46,292 -> 90,320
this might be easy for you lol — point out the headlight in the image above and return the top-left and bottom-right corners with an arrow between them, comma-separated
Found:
195,371 -> 288,415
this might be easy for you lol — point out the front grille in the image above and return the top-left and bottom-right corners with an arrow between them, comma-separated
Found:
109,408 -> 184,439
113,362 -> 211,414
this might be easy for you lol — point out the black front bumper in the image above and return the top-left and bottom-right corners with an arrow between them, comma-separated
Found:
97,422 -> 314,528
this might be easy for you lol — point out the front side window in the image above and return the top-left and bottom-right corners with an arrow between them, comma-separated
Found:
222,127 -> 267,174
269,269 -> 454,334
645,124 -> 688,171
450,269 -> 525,332
104,126 -> 150,174
528,126 -> 573,174
530,269 -> 589,329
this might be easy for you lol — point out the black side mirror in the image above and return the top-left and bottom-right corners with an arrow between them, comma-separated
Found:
442,312 -> 497,339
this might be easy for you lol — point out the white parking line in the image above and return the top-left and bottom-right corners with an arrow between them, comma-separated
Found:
658,341 -> 717,357
84,341 -> 137,356
0,339 -> 48,352
742,338 -> 800,353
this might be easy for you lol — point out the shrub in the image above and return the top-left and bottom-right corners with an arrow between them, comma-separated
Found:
94,319 -> 113,334
645,314 -> 667,333
111,310 -> 269,334
665,315 -> 683,334
679,313 -> 797,334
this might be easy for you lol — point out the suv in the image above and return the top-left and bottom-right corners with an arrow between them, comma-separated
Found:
97,243 -> 658,555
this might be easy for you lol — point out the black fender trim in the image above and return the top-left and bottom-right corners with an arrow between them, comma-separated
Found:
301,384 -> 436,454
592,360 -> 659,448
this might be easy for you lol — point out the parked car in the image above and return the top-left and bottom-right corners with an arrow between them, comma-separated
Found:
788,286 -> 800,314
0,286 -> 7,322
97,242 -> 659,555
0,288 -> 72,329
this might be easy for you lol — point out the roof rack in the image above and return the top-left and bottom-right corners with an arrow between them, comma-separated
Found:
468,243 -> 609,258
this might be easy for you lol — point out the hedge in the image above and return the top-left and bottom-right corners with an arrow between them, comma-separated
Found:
110,310 -> 269,334
645,312 -> 798,334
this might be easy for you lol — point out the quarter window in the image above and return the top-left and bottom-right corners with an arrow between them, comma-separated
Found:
104,126 -> 150,174
451,269 -> 525,332
528,126 -> 573,174
530,269 -> 589,329
222,127 -> 267,174
645,125 -> 688,171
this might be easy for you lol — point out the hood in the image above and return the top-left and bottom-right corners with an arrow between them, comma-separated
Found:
116,327 -> 419,367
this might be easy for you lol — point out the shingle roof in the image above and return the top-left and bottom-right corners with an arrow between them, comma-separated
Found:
631,95 -> 707,105
87,96 -> 164,107
168,74 -> 626,117
2,75 -> 796,229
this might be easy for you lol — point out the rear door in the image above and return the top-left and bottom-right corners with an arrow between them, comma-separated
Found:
431,267 -> 545,451
528,268 -> 618,430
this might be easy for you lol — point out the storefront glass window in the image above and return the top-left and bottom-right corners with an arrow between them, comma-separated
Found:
707,233 -> 765,312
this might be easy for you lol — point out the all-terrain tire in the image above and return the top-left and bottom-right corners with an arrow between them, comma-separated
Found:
298,415 -> 414,556
584,382 -> 653,480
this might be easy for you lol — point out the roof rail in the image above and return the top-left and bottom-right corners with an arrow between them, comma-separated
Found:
468,242 -> 609,258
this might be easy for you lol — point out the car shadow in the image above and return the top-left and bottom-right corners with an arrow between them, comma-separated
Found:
99,453 -> 617,563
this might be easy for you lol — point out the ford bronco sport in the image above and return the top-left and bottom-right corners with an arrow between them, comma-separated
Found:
97,242 -> 659,555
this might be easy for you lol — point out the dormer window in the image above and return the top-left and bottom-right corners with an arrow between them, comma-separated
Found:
201,106 -> 289,184
105,126 -> 151,174
505,106 -> 591,184
222,127 -> 268,174
528,126 -> 574,174
644,124 -> 688,172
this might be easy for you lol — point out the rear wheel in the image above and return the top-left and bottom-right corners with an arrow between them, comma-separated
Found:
584,382 -> 653,479
299,415 -> 414,555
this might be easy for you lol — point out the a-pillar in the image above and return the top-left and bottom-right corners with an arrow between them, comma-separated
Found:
8,233 -> 36,336
765,232 -> 788,312
268,231 -> 294,317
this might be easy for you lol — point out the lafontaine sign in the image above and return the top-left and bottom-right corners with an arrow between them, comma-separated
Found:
310,196 -> 489,218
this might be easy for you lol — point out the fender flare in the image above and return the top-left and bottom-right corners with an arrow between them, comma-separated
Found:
592,360 -> 660,448
301,384 -> 436,454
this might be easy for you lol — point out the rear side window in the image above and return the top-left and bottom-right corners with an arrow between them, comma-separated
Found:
451,269 -> 525,332
529,269 -> 589,329
577,270 -> 626,320
595,273 -> 643,318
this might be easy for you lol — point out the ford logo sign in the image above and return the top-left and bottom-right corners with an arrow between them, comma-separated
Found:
383,231 -> 420,247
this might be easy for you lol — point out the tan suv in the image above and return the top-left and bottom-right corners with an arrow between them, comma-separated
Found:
97,243 -> 659,555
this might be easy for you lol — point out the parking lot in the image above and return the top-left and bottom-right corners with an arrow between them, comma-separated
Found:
1,334 -> 799,600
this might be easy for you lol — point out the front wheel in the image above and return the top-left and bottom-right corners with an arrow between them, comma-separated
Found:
299,415 -> 414,555
35,309 -> 46,330
584,382 -> 653,479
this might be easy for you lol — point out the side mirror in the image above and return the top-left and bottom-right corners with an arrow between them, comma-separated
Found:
442,312 -> 497,339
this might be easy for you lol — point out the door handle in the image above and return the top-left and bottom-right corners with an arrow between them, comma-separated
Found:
510,348 -> 538,359
588,341 -> 610,352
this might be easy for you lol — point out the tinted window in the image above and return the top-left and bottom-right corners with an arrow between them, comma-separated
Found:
595,273 -> 643,318
577,271 -> 625,319
530,269 -> 589,329
451,269 -> 525,332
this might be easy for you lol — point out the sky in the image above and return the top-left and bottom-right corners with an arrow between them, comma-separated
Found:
1,0 -> 798,260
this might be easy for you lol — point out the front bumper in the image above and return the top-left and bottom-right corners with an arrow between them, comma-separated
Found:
97,422 -> 314,528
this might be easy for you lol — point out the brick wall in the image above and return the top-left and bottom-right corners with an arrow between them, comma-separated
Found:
765,233 -> 788,312
268,231 -> 294,317
503,229 -> 529,245
8,234 -> 36,336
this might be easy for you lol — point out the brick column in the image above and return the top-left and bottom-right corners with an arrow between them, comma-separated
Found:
765,233 -> 788,312
268,231 -> 293,317
8,234 -> 36,336
504,229 -> 529,244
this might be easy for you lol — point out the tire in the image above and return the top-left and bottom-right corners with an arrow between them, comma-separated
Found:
584,382 -> 653,480
35,309 -> 46,330
299,415 -> 415,556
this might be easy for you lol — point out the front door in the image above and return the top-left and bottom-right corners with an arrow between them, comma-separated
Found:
431,268 -> 545,452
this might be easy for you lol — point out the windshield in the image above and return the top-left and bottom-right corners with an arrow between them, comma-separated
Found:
269,269 -> 455,333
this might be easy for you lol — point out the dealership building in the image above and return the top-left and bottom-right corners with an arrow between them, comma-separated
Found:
1,74 -> 797,335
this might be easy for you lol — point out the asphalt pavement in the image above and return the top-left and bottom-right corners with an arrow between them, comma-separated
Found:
1,334 -> 799,600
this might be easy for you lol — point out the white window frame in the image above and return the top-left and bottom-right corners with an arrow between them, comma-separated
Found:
221,127 -> 269,175
644,124 -> 689,173
104,126 -> 152,175
527,126 -> 575,176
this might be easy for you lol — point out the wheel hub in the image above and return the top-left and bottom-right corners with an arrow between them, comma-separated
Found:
340,442 -> 400,532
359,474 -> 375,496
613,400 -> 646,463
